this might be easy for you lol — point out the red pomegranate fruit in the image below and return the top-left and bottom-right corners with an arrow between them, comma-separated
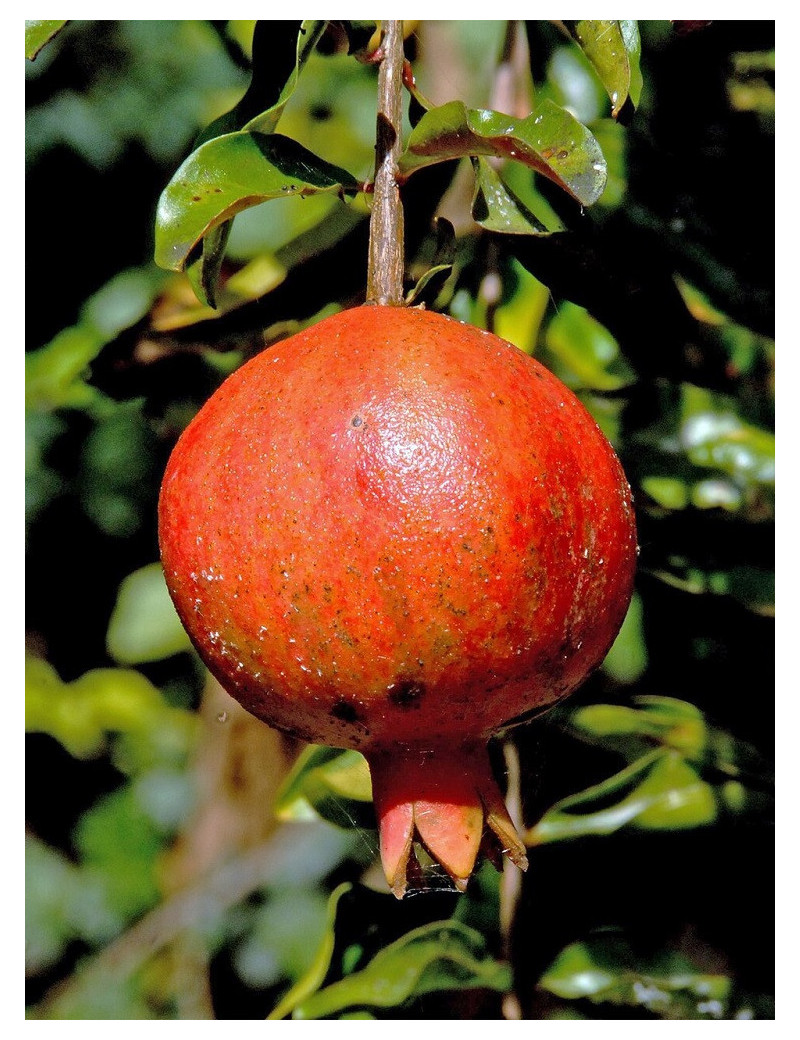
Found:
159,305 -> 637,897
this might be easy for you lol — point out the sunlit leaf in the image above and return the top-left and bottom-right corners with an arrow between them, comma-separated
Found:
543,300 -> 635,391
565,21 -> 643,119
470,157 -> 550,235
25,656 -> 196,765
293,921 -> 511,1019
526,750 -> 660,844
197,21 -> 326,144
540,933 -> 731,1018
268,883 -> 352,1020
571,696 -> 707,760
26,267 -> 167,413
679,403 -> 774,487
276,745 -> 374,830
648,559 -> 775,616
26,20 -> 67,61
155,132 -> 359,273
106,563 -> 193,665
399,99 -> 607,207
187,21 -> 326,304
601,591 -> 648,684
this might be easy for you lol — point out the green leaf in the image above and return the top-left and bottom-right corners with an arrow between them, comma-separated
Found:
26,20 -> 67,61
679,401 -> 774,488
543,300 -> 635,391
26,266 -> 167,413
293,921 -> 511,1019
405,218 -> 456,306
399,98 -> 607,208
571,696 -> 707,760
648,559 -> 775,615
601,590 -> 648,684
337,21 -> 379,57
185,21 -> 327,305
155,132 -> 359,273
235,887 -> 332,989
106,563 -> 192,665
267,883 -> 352,1020
540,933 -> 731,1018
185,221 -> 232,309
275,745 -> 375,830
198,21 -> 326,145
26,835 -> 120,974
25,656 -> 196,765
527,748 -> 719,845
74,786 -> 164,920
470,157 -> 550,235
565,21 -> 643,119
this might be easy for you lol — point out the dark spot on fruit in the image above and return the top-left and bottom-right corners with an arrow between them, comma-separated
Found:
388,679 -> 426,709
332,699 -> 361,723
351,415 -> 363,427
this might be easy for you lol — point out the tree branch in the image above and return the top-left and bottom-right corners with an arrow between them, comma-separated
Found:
366,20 -> 406,306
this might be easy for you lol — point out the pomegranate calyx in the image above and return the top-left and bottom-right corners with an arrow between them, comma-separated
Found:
367,743 -> 527,899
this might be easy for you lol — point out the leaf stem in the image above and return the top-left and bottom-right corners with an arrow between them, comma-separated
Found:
366,21 -> 405,306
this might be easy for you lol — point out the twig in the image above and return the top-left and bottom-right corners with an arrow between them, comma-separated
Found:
366,20 -> 405,306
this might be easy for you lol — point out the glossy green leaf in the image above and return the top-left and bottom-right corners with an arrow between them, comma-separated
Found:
399,99 -> 607,207
197,21 -> 326,145
680,405 -> 774,487
155,132 -> 359,273
540,934 -> 731,1018
627,753 -> 717,830
26,20 -> 67,61
527,747 -> 719,845
530,694 -> 772,846
565,21 -> 643,119
267,883 -> 352,1020
185,221 -> 232,309
106,563 -> 192,665
293,921 -> 511,1019
527,750 -> 657,844
276,745 -> 375,830
186,21 -> 326,304
470,157 -> 550,235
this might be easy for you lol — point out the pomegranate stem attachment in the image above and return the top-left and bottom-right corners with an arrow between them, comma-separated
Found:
366,20 -> 405,307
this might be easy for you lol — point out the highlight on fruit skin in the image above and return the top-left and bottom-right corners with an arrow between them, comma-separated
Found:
158,304 -> 638,898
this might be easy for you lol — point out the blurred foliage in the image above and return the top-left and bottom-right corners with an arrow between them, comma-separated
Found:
26,19 -> 773,1021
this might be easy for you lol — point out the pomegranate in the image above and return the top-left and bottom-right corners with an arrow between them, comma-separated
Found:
159,305 -> 637,896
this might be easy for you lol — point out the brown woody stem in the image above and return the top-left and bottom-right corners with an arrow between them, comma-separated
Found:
366,20 -> 405,306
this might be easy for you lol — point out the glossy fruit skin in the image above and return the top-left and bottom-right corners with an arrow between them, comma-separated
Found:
159,305 -> 637,757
